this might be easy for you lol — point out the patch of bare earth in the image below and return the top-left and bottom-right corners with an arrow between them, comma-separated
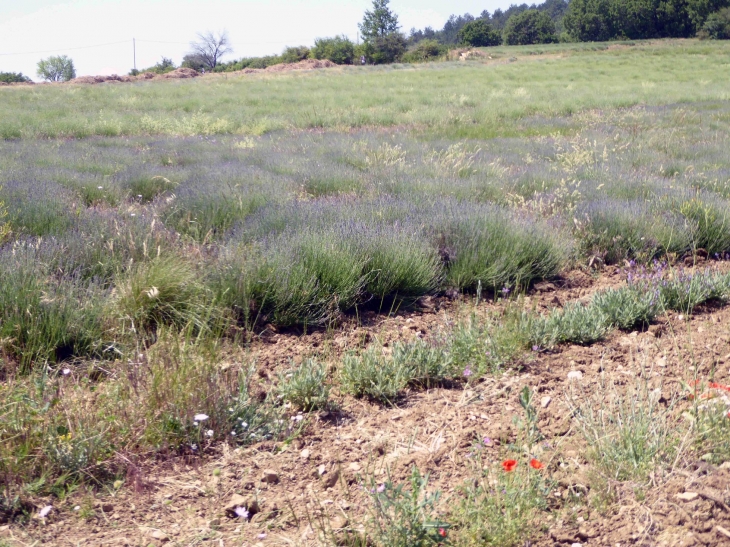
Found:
5,266 -> 730,547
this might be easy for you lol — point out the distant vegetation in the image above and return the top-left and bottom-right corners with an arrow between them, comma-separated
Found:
203,0 -> 730,73
5,0 -> 730,82
0,72 -> 31,84
36,55 -> 76,82
129,57 -> 176,76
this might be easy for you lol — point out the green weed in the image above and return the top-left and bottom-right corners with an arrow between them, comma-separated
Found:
339,340 -> 449,404
591,285 -> 660,330
567,376 -> 678,483
112,255 -> 217,336
451,457 -> 550,547
276,358 -> 330,411
364,466 -> 448,547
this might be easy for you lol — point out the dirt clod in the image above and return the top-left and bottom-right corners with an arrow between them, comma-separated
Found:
261,469 -> 280,484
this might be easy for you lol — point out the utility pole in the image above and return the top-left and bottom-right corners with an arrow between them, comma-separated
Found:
133,38 -> 136,71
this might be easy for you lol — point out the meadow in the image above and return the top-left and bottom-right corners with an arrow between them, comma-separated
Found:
3,38 -> 730,546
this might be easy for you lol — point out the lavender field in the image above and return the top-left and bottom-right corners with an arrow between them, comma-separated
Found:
2,101 -> 729,339
4,41 -> 730,542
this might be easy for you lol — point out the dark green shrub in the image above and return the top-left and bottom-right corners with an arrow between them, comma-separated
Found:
436,208 -> 567,292
0,253 -> 104,373
678,196 -> 730,255
457,20 -> 503,46
362,229 -> 441,302
112,255 -> 215,335
700,8 -> 730,39
503,10 -> 558,45
310,36 -> 356,64
280,46 -> 311,64
402,40 -> 448,62
363,33 -> 408,64
0,72 -> 31,84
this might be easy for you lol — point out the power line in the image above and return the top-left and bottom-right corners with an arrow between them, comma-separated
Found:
136,39 -> 189,45
0,40 -> 129,56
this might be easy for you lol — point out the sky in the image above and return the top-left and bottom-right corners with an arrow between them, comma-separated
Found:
0,0 -> 510,80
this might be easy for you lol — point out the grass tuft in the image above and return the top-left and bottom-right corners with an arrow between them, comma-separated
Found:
276,358 -> 330,411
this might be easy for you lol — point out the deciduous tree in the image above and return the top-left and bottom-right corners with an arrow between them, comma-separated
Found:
36,55 -> 76,82
188,31 -> 232,70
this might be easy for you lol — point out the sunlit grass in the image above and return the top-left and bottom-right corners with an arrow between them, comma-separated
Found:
0,40 -> 728,139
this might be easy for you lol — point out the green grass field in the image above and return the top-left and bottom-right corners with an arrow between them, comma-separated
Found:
3,38 -> 730,544
2,39 -> 730,140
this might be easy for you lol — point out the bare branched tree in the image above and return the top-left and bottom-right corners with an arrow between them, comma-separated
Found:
188,30 -> 232,70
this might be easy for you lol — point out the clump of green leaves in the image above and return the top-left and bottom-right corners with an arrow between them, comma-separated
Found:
125,175 -> 178,202
448,312 -> 528,378
112,255 -> 217,336
339,340 -> 449,404
277,358 -> 330,411
591,285 -> 660,330
528,301 -> 611,349
567,376 -> 678,482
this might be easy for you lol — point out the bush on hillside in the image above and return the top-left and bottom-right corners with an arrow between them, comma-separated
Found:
280,46 -> 311,64
182,53 -> 207,72
0,72 -> 31,84
401,39 -> 448,62
457,19 -> 503,46
503,10 -> 558,45
311,36 -> 356,64
130,57 -> 177,76
363,32 -> 408,64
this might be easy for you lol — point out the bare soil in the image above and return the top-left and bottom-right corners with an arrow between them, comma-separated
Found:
4,266 -> 730,547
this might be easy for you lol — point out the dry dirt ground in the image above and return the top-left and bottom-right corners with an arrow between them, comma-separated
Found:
4,266 -> 730,547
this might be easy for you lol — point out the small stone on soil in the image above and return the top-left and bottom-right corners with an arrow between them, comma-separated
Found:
567,370 -> 583,381
261,469 -> 280,484
323,469 -> 340,488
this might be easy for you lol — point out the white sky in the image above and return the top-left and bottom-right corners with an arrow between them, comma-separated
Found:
0,0 -> 511,80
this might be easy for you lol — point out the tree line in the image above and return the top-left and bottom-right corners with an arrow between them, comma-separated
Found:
9,0 -> 730,83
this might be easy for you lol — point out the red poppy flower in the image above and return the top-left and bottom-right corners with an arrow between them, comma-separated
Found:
438,527 -> 447,538
710,382 -> 730,393
502,459 -> 517,472
529,458 -> 544,470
